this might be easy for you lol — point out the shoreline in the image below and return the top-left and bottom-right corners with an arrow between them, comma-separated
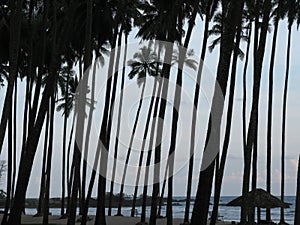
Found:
0,215 -> 232,225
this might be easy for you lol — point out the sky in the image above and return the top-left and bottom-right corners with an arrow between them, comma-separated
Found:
0,17 -> 299,199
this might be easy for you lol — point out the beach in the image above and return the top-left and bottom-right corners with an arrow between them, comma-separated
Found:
0,215 -> 232,225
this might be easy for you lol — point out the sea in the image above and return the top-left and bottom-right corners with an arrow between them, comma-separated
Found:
24,196 -> 296,224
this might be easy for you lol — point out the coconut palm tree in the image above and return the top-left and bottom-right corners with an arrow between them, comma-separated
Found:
210,7 -> 245,224
1,76 -> 13,225
107,0 -> 141,216
279,1 -> 296,223
6,0 -> 75,222
208,12 -> 246,60
266,1 -> 285,221
131,77 -> 158,218
0,0 -> 23,154
56,65 -> 76,217
240,0 -> 273,224
191,1 -> 244,225
35,110 -> 50,217
43,91 -> 56,225
116,45 -> 159,216
68,0 -> 93,222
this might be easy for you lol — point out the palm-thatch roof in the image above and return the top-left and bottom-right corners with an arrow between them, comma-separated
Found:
226,188 -> 291,209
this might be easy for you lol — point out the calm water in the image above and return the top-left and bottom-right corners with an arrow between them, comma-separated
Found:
24,196 -> 296,223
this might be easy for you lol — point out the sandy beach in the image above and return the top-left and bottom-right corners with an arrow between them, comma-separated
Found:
0,215 -> 232,225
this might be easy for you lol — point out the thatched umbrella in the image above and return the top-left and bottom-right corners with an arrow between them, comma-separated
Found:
227,189 -> 291,209
227,188 -> 291,223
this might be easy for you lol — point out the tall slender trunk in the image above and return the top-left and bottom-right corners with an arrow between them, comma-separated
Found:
191,2 -> 244,225
243,21 -> 253,224
1,83 -> 13,225
80,62 -> 96,219
80,61 -> 99,225
22,75 -> 30,149
68,3 -> 92,224
61,69 -> 70,217
108,33 -> 128,216
138,45 -> 164,224
140,78 -> 163,223
242,23 -> 252,169
210,19 -> 242,225
11,74 -> 17,202
266,16 -> 280,223
108,28 -> 123,216
131,79 -> 158,218
183,1 -> 213,223
6,2 -> 57,223
240,0 -> 272,224
149,42 -> 175,225
25,2 -> 48,174
157,163 -> 168,217
0,0 -> 23,153
66,116 -> 75,216
166,0 -> 205,221
43,92 -> 56,225
36,110 -> 50,216
116,80 -> 147,216
149,7 -> 179,223
81,0 -> 93,215
280,24 -> 292,225
94,21 -> 119,225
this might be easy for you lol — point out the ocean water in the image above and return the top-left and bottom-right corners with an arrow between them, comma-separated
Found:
24,196 -> 296,223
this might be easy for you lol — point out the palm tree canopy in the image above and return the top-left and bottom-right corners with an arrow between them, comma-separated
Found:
127,45 -> 160,87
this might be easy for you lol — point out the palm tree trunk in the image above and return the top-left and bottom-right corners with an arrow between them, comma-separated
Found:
36,110 -> 50,216
136,43 -> 165,225
68,13 -> 92,225
280,24 -> 292,225
242,22 -> 252,171
210,19 -> 243,225
149,44 -> 174,225
27,0 -> 49,150
94,20 -> 120,225
241,0 -> 272,224
139,46 -> 164,224
11,73 -> 17,203
66,113 -> 75,216
61,68 -> 70,217
107,32 -> 128,216
140,80 -> 163,223
131,79 -> 158,218
43,93 -> 56,225
22,74 -> 30,150
7,12 -> 57,225
81,0 -> 93,215
116,80 -> 147,215
0,0 -> 23,154
1,84 -> 13,225
108,27 -> 123,216
266,16 -> 280,223
79,61 -> 98,225
149,6 -> 179,221
67,145 -> 81,225
157,163 -> 168,218
183,1 -> 214,223
191,2 -> 244,225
